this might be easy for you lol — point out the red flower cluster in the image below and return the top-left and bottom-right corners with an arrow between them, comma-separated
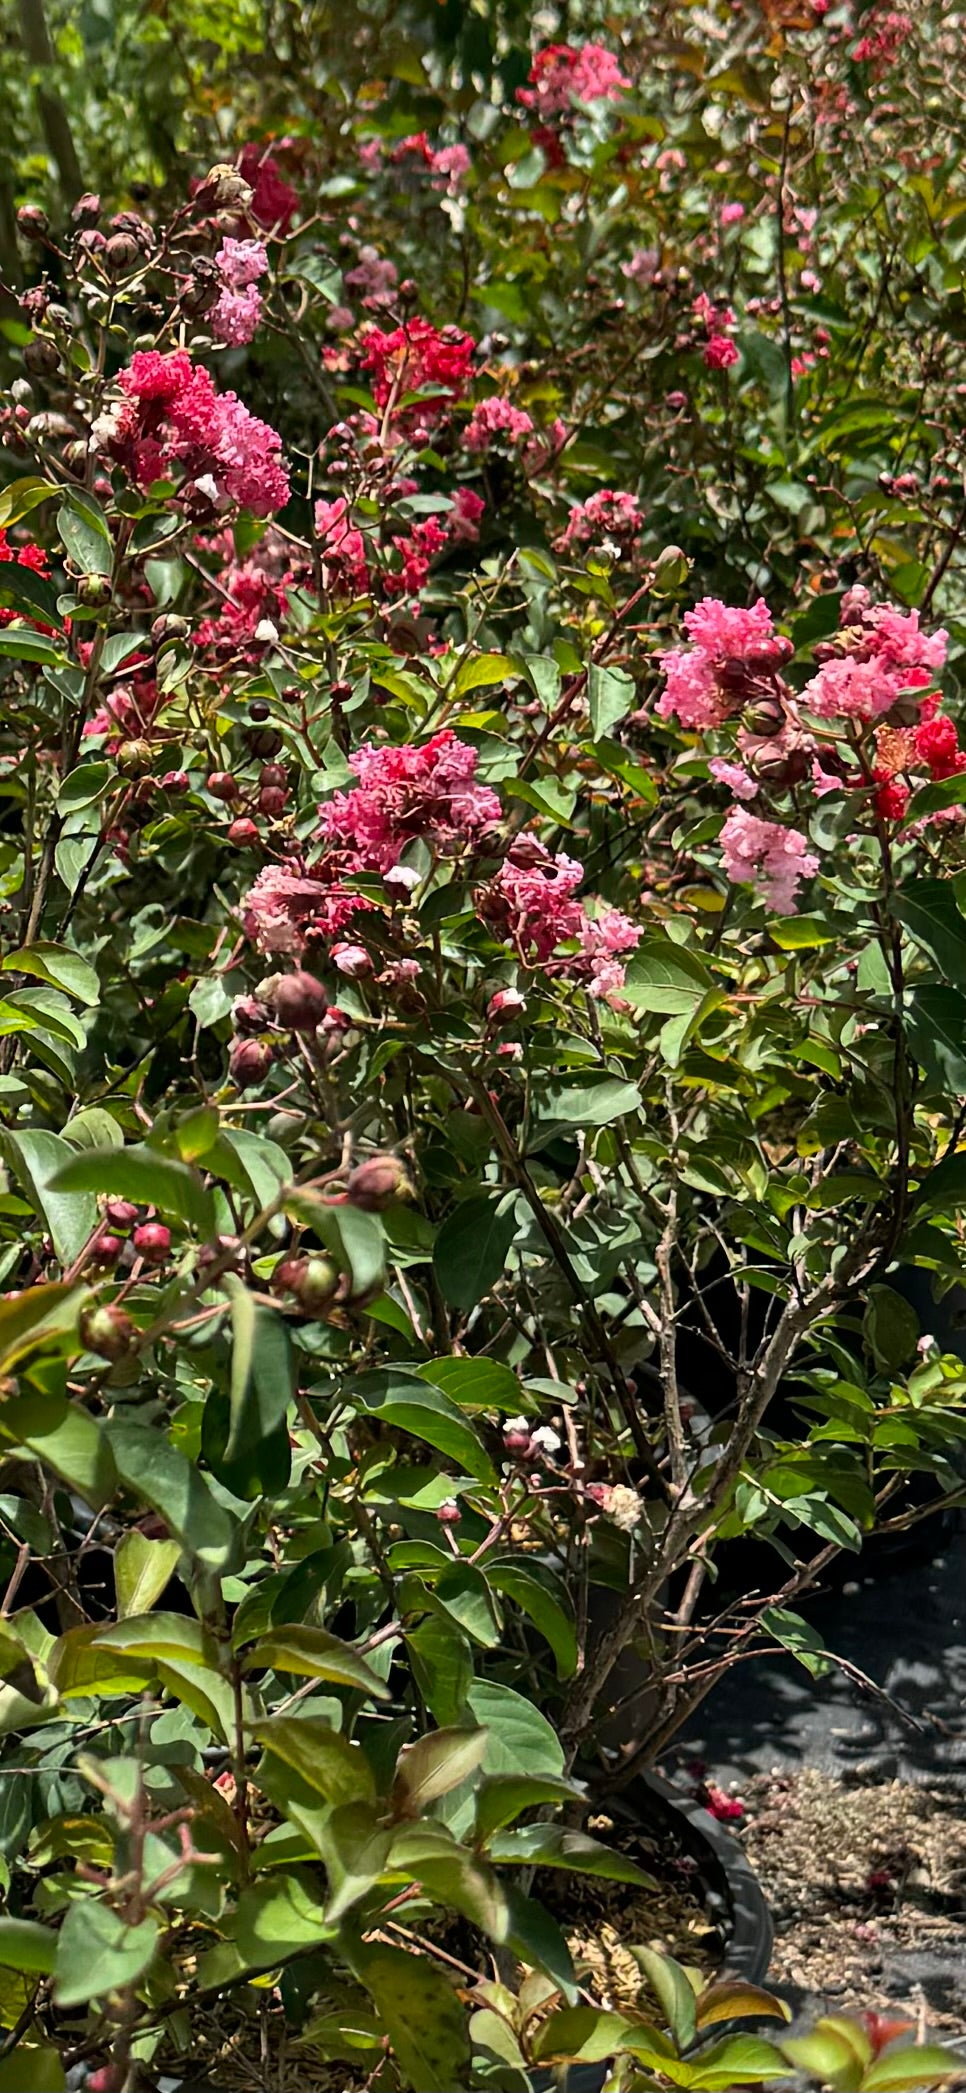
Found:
0,531 -> 50,629
237,143 -> 299,233
360,318 -> 475,414
95,351 -> 290,517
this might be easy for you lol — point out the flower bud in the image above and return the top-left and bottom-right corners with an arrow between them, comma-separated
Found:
248,699 -> 271,723
258,786 -> 287,818
198,165 -> 255,210
331,943 -> 372,977
232,995 -> 270,1035
345,1154 -> 412,1212
160,769 -> 190,795
79,1302 -> 135,1361
133,1222 -> 171,1265
227,817 -> 260,846
742,698 -> 785,738
206,770 -> 239,802
651,544 -> 690,596
245,727 -> 283,760
487,988 -> 526,1021
437,1499 -> 461,1525
115,740 -> 154,778
151,614 -> 191,647
16,205 -> 49,240
289,1255 -> 341,1313
104,232 -> 141,273
76,574 -> 112,608
72,192 -> 101,227
89,1234 -> 124,1266
23,338 -> 60,376
229,1037 -> 274,1087
104,1198 -> 140,1229
259,763 -> 287,790
265,970 -> 328,1032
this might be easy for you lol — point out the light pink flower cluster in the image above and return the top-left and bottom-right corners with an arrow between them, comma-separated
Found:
692,292 -> 739,370
319,730 -> 501,873
720,808 -> 819,915
554,488 -> 643,555
464,397 -> 535,453
481,844 -> 639,998
211,237 -> 268,347
518,42 -> 631,118
96,351 -> 290,516
344,246 -> 398,309
242,866 -> 373,957
800,598 -> 947,722
658,597 -> 783,730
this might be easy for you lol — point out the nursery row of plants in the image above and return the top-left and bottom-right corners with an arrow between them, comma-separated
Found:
0,0 -> 965,2083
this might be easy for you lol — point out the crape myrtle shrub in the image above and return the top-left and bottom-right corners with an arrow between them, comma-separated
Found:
0,0 -> 963,2086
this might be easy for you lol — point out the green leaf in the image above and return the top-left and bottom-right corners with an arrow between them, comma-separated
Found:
56,761 -> 113,814
224,1280 -> 294,1462
319,1800 -> 394,1921
0,1917 -> 56,1975
406,1616 -> 472,1727
50,1143 -> 216,1239
632,1948 -> 697,2049
413,1356 -> 521,1413
892,880 -> 966,985
106,1423 -> 238,1570
252,1717 -> 376,1807
0,563 -> 61,626
352,1942 -> 470,2093
0,478 -> 56,529
433,1195 -> 518,1311
0,1283 -> 85,1374
863,1285 -> 919,1371
528,1075 -> 642,1147
694,1981 -> 791,2030
623,938 -> 715,1013
353,1370 -> 497,1483
1,1129 -> 98,1265
229,1873 -> 331,1971
759,1606 -> 831,1679
390,1728 -> 489,1816
0,1393 -> 116,1510
93,1613 -> 216,1667
684,2033 -> 786,2088
588,661 -> 635,740
0,2048 -> 65,2091
54,1902 -> 158,2006
452,653 -> 515,698
487,1559 -> 578,1679
243,1624 -> 391,1699
57,491 -> 112,578
466,1680 -> 564,1776
490,1823 -> 657,1887
911,1149 -> 966,1221
113,1532 -> 182,1618
474,1773 -> 586,1845
903,773 -> 966,825
906,985 -> 966,1092
531,2007 -> 635,2064
862,2044 -> 966,2090
3,944 -> 99,1007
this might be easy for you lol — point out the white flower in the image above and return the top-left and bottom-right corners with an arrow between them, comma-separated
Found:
254,617 -> 279,643
529,1425 -> 561,1456
503,1415 -> 529,1437
193,472 -> 221,502
384,863 -> 421,892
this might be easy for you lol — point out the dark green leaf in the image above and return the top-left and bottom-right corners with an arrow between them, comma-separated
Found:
433,1195 -> 518,1310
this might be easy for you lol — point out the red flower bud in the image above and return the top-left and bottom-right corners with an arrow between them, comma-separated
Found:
259,763 -> 287,790
206,770 -> 239,802
258,786 -> 287,818
104,1198 -> 139,1230
89,1234 -> 124,1266
160,769 -> 190,794
232,995 -> 270,1036
227,817 -> 260,846
345,1155 -> 412,1211
133,1222 -> 171,1265
265,970 -> 328,1033
229,1037 -> 274,1087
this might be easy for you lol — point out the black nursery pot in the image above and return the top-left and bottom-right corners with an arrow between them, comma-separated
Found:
529,1768 -> 773,2093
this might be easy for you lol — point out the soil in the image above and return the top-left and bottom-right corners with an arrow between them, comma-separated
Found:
738,1766 -> 966,2032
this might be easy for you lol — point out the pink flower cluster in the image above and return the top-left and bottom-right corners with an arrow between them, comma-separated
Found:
481,843 -> 640,999
658,597 -> 787,730
344,247 -> 398,309
195,530 -> 291,658
693,292 -> 739,370
242,866 -> 373,957
97,351 -> 290,516
464,396 -> 535,453
720,808 -> 819,915
319,730 -> 501,872
555,489 -> 643,555
211,237 -> 268,347
801,600 -> 947,723
390,133 -> 471,190
517,42 -> 631,119
314,497 -> 370,598
360,318 -> 475,414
